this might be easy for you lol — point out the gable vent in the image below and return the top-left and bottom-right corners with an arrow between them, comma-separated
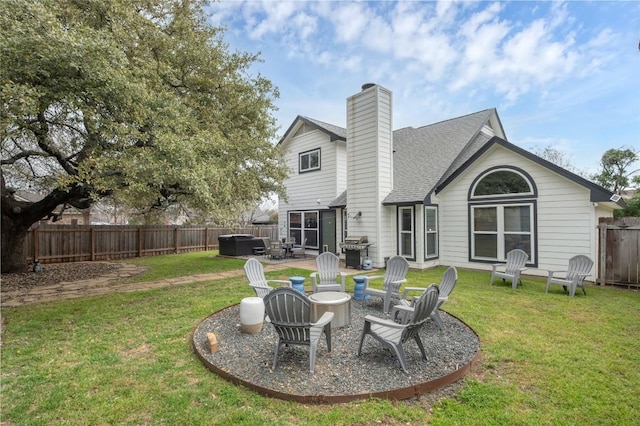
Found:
293,122 -> 314,137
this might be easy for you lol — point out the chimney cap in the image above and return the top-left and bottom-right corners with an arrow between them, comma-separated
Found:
361,83 -> 376,91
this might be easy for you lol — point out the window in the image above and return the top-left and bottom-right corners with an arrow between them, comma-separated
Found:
342,210 -> 348,243
399,206 -> 414,259
425,207 -> 438,259
299,148 -> 320,173
472,169 -> 533,197
469,167 -> 536,263
289,211 -> 319,248
471,204 -> 533,261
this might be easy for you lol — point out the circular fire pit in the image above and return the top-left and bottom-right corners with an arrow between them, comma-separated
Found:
192,297 -> 480,404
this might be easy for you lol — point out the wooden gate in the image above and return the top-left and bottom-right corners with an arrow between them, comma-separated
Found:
598,217 -> 640,288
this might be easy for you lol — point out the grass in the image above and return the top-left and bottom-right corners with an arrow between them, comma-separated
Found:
1,251 -> 639,425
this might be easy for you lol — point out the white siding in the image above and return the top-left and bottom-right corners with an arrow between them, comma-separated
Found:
346,85 -> 394,267
437,144 -> 603,281
278,126 -> 343,240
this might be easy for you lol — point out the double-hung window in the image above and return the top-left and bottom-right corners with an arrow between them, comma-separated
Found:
471,204 -> 533,260
399,206 -> 414,259
469,168 -> 537,263
425,206 -> 438,259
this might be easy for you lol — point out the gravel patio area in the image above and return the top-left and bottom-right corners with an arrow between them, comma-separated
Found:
193,295 -> 480,403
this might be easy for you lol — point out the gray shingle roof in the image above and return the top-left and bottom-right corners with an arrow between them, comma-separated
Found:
317,108 -> 620,208
302,116 -> 347,140
385,109 -> 496,204
309,109 -> 498,206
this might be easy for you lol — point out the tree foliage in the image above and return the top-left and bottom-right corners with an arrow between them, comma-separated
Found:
1,0 -> 289,272
532,145 -> 586,177
616,189 -> 640,217
591,148 -> 639,195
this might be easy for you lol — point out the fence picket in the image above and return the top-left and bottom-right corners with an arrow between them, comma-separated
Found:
25,224 -> 278,264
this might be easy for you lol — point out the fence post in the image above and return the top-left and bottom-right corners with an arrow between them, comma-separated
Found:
33,227 -> 39,262
204,227 -> 209,250
138,228 -> 142,258
174,226 -> 179,254
90,227 -> 96,261
598,221 -> 607,286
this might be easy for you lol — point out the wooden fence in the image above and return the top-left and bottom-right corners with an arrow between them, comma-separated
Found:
598,217 -> 640,288
26,224 -> 278,264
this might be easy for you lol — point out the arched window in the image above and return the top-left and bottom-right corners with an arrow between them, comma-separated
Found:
469,167 -> 536,264
472,169 -> 533,198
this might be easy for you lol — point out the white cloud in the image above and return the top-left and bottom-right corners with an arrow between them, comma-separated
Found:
205,0 -> 639,172
248,2 -> 301,39
332,2 -> 370,43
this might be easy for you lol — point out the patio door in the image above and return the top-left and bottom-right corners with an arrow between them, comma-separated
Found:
320,210 -> 336,253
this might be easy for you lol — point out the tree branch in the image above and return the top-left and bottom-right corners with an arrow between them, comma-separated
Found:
1,150 -> 48,165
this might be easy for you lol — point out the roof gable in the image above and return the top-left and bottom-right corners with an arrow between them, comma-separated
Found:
435,137 -> 625,206
278,116 -> 346,147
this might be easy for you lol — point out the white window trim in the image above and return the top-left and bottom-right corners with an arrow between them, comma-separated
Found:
424,206 -> 438,259
471,203 -> 535,262
289,210 -> 319,249
399,206 -> 414,259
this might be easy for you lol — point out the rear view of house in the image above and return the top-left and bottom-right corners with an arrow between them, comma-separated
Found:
277,84 -> 624,281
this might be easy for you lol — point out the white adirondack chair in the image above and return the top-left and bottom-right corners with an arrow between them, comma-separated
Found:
244,258 -> 291,298
310,252 -> 346,293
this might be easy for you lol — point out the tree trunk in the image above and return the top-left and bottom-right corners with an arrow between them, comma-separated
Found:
1,171 -> 95,273
1,214 -> 30,273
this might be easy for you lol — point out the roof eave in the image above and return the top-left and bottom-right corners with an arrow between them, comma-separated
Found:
434,137 -> 626,208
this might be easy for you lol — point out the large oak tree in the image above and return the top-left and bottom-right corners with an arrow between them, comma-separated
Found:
1,0 -> 288,272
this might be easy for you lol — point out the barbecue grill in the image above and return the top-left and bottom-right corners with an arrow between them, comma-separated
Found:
339,236 -> 371,269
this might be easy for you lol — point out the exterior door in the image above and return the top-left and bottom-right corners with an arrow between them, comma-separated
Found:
320,210 -> 336,253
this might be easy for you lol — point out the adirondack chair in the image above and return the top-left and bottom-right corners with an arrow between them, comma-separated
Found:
490,249 -> 528,289
362,255 -> 409,313
391,266 -> 458,331
269,241 -> 287,260
290,238 -> 307,259
545,255 -> 593,297
243,258 -> 291,298
263,287 -> 334,373
310,252 -> 346,293
357,284 -> 440,374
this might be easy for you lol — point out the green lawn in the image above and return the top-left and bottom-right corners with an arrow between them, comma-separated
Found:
1,251 -> 639,425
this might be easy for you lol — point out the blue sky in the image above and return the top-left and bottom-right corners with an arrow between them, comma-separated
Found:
207,1 -> 640,175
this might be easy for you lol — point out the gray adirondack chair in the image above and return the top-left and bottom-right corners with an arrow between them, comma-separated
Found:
290,238 -> 307,259
310,252 -> 346,293
263,287 -> 334,373
269,241 -> 287,260
357,284 -> 440,374
244,258 -> 291,298
490,249 -> 528,289
362,255 -> 409,313
391,266 -> 458,331
545,255 -> 593,297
